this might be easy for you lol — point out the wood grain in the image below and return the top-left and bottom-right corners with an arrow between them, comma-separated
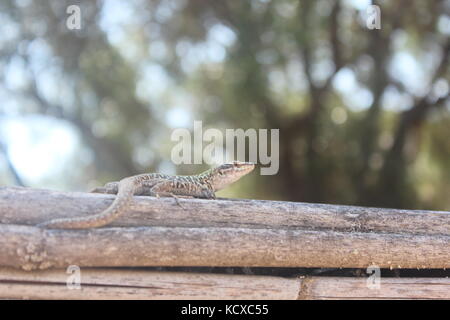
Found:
0,187 -> 449,270
0,268 -> 448,300
0,267 -> 300,300
1,187 -> 449,235
299,277 -> 450,300
0,223 -> 448,270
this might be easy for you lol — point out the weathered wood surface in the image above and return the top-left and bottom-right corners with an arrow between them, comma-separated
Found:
298,276 -> 450,300
0,268 -> 300,300
0,187 -> 449,270
1,187 -> 449,235
0,223 -> 449,270
0,268 -> 448,300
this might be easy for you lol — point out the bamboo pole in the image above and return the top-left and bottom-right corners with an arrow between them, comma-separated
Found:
1,187 -> 449,235
0,268 -> 448,300
0,187 -> 449,270
0,223 -> 448,270
298,276 -> 450,300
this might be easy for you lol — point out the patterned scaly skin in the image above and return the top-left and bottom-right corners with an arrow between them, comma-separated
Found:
38,161 -> 255,229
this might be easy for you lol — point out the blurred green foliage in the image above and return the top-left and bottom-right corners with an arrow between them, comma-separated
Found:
0,0 -> 449,210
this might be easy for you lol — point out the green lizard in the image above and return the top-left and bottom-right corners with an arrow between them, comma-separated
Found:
38,161 -> 255,229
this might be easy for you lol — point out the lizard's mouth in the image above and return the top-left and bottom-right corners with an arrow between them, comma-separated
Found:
233,161 -> 255,166
233,161 -> 255,172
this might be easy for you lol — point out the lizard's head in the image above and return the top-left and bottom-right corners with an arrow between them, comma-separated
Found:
209,161 -> 255,191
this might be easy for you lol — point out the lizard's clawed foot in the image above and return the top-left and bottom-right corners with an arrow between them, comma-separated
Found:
170,194 -> 185,209
172,195 -> 196,209
174,197 -> 183,208
151,191 -> 188,209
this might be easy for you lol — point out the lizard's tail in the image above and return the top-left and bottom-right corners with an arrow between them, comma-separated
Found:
37,178 -> 137,229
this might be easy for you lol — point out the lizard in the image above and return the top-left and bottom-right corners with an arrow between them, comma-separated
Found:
37,161 -> 255,229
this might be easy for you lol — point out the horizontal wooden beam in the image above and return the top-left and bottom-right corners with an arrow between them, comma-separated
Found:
1,187 -> 449,235
0,223 -> 448,270
0,268 -> 448,300
0,187 -> 449,270
298,276 -> 450,300
0,267 -> 300,300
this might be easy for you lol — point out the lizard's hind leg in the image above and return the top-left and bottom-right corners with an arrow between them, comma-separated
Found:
90,182 -> 119,194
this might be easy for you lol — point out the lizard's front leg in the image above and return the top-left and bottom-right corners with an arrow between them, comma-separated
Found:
145,181 -> 214,208
145,181 -> 187,207
148,181 -> 216,199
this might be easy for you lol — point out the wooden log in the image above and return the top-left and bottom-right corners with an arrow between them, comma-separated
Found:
0,268 -> 448,300
0,187 -> 449,270
299,277 -> 450,300
0,267 -> 300,300
1,187 -> 449,235
0,223 -> 448,270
